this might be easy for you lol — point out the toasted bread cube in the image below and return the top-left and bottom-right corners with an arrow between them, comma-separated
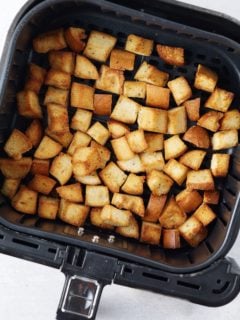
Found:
147,170 -> 173,196
138,106 -> 168,133
125,34 -> 153,56
179,216 -> 207,247
45,68 -> 71,90
38,196 -> 59,220
48,50 -> 75,74
90,208 -> 114,229
144,133 -> 163,152
116,215 -> 139,239
50,153 -> 72,185
1,178 -> 21,199
94,94 -> 112,116
140,152 -> 165,172
75,172 -> 101,186
90,141 -> 111,169
134,61 -> 169,87
117,156 -> 144,173
140,221 -> 161,245
203,191 -> 220,205
17,90 -> 42,118
184,98 -> 200,121
99,162 -> 127,193
197,111 -> 223,132
44,87 -> 69,107
146,84 -> 170,109
24,79 -> 43,95
121,173 -> 145,195
72,147 -> 101,176
0,157 -> 32,179
59,199 -> 89,227
186,169 -> 215,191
64,27 -> 86,53
123,81 -> 146,99
84,30 -> 117,62
107,120 -> 130,139
24,63 -> 46,94
25,120 -> 43,148
100,204 -> 131,227
220,110 -> 240,130
111,95 -> 140,124
164,135 -> 187,160
179,150 -> 206,170
167,106 -> 187,134
71,82 -> 94,110
112,193 -> 145,217
183,126 -> 210,149
156,44 -> 184,66
87,122 -> 110,145
33,28 -> 67,53
67,132 -> 91,156
110,49 -> 135,71
144,194 -> 167,222
212,129 -> 238,150
70,109 -> 92,132
74,55 -> 99,80
205,87 -> 234,112
95,65 -> 124,95
34,136 -> 62,159
45,129 -> 73,148
28,174 -> 56,195
176,189 -> 202,213
193,203 -> 216,226
194,64 -> 218,92
11,185 -> 38,215
163,159 -> 188,186
56,183 -> 83,202
168,76 -> 192,105
163,229 -> 181,249
47,104 -> 69,133
4,129 -> 32,160
31,159 -> 50,176
211,153 -> 230,177
85,186 -> 109,207
126,129 -> 148,153
111,136 -> 135,161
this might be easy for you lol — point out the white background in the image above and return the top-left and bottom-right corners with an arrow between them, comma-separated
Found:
0,0 -> 240,319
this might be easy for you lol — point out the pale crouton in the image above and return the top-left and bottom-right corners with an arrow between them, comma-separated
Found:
34,136 -> 62,159
212,129 -> 238,150
111,136 -> 135,161
90,141 -> 111,169
125,34 -> 153,56
99,162 -> 127,193
197,111 -> 223,132
168,76 -> 192,105
1,178 -> 21,199
85,185 -> 109,207
64,27 -> 86,53
126,129 -> 148,153
93,94 -> 112,116
17,90 -> 42,118
72,147 -> 101,176
43,87 -> 69,107
183,125 -> 210,149
0,157 -> 32,179
144,133 -> 163,152
184,97 -> 200,121
147,170 -> 173,196
71,82 -> 94,110
203,190 -> 220,205
58,199 -> 89,227
186,169 -> 215,190
100,204 -> 131,227
140,221 -> 161,245
111,95 -> 140,124
95,65 -> 124,95
74,170 -> 101,184
45,129 -> 73,148
24,63 -> 46,93
179,216 -> 207,247
205,87 -> 234,112
164,135 -> 188,160
123,81 -> 146,99
116,215 -> 139,240
117,156 -> 144,173
47,103 -> 69,133
137,106 -> 168,133
156,44 -> 184,66
90,208 -> 114,229
179,150 -> 206,170
49,153 -> 72,185
56,183 -> 83,202
193,203 -> 216,226
30,159 -> 50,176
70,109 -> 92,132
83,30 -> 117,62
33,28 -> 67,53
107,120 -> 130,139
134,61 -> 169,87
176,189 -> 202,213
163,229 -> 181,249
67,132 -> 91,156
144,194 -> 167,222
140,152 -> 165,172
11,185 -> 38,215
74,55 -> 99,79
121,173 -> 145,195
45,68 -> 71,90
28,174 -> 56,195
146,84 -> 170,109
25,120 -> 43,147
220,109 -> 240,130
167,106 -> 187,134
38,196 -> 59,220
211,153 -> 230,177
194,64 -> 218,92
4,129 -> 32,160
48,50 -> 75,74
110,49 -> 135,71
163,159 -> 188,186
87,122 -> 110,145
112,193 -> 145,217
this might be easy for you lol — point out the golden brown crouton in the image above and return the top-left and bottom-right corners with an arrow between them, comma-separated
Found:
47,103 -> 69,133
163,159 -> 188,186
72,147 -> 101,176
48,50 -> 75,74
30,159 -> 50,176
25,120 -> 43,147
38,196 -> 59,220
116,215 -> 139,239
144,133 -> 163,152
125,34 -> 153,56
140,221 -> 161,245
58,198 -> 89,227
110,49 -> 135,71
4,129 -> 32,160
71,82 -> 94,110
107,120 -> 130,139
134,61 -> 169,87
212,129 -> 238,150
111,136 -> 135,161
144,194 -> 167,222
45,129 -> 73,148
0,157 -> 32,179
99,162 -> 127,193
176,189 -> 202,213
56,183 -> 83,203
197,111 -> 223,132
168,76 -> 192,105
193,203 -> 216,226
163,229 -> 181,249
138,106 -> 168,133
28,174 -> 56,195
64,27 -> 87,53
90,141 -> 111,169
74,55 -> 99,79
75,171 -> 101,186
33,28 -> 67,53
184,97 -> 201,121
146,84 -> 170,109
211,153 -> 230,177
179,216 -> 207,247
112,192 -> 145,217
156,44 -> 184,66
183,125 -> 210,149
203,190 -> 220,205
50,153 -> 72,185
100,204 -> 131,227
67,131 -> 91,156
140,152 -> 165,172
11,185 -> 38,215
24,63 -> 47,94
186,169 -> 215,190
167,106 -> 187,134
90,207 -> 114,230
194,64 -> 218,92
123,81 -> 146,99
85,185 -> 110,207
70,109 -> 92,132
87,122 -> 110,145
147,170 -> 173,196
205,87 -> 234,112
17,90 -> 42,119
220,109 -> 240,130
95,65 -> 124,95
126,129 -> 148,153
117,156 -> 144,173
179,150 -> 206,170
164,135 -> 188,160
93,94 -> 112,116
121,173 -> 145,195
45,68 -> 71,90
34,136 -> 62,159
1,178 -> 20,199
44,87 -> 69,107
111,95 -> 140,124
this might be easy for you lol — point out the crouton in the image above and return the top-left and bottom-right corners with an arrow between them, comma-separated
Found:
47,104 -> 69,133
83,30 -> 117,62
193,203 -> 216,226
126,129 -> 148,153
220,109 -> 240,130
38,196 -> 59,220
168,76 -> 192,105
44,87 -> 69,107
117,156 -> 144,173
58,199 -> 89,227
11,185 -> 38,215
138,106 -> 168,133
163,159 -> 188,186
56,183 -> 83,202
70,109 -> 92,132
176,189 -> 202,213
95,65 -> 124,95
212,129 -> 238,150
45,68 -> 71,90
90,141 -> 111,169
25,120 -> 43,148
50,153 -> 72,185
93,94 -> 112,116
33,28 -> 67,53
67,131 -> 91,156
186,169 -> 215,190
24,63 -> 46,94
183,125 -> 210,149
121,173 -> 145,195
45,129 -> 73,148
140,221 -> 161,245
167,106 -> 187,134
179,150 -> 206,170
64,27 -> 87,53
4,129 -> 32,160
111,95 -> 140,124
184,97 -> 200,121
164,135 -> 188,160
163,229 -> 181,249
203,190 -> 220,205
71,82 -> 94,110
123,81 -> 146,99
30,159 -> 50,176
111,136 -> 135,161
144,194 -> 167,222
0,157 -> 32,179
28,174 -> 56,195
48,50 -> 75,74
75,172 -> 101,186
72,147 -> 101,176
85,185 -> 109,207
110,49 -> 135,70
34,136 -> 62,159
179,216 -> 207,247
100,204 -> 131,227
194,64 -> 218,92
99,162 -> 127,193
1,178 -> 21,199
87,122 -> 110,145
156,44 -> 184,66
107,120 -> 130,139
17,90 -> 42,118
211,153 -> 230,177
197,111 -> 223,132
144,133 -> 163,152
146,84 -> 170,109
74,55 -> 99,79
140,152 -> 165,172
112,193 -> 145,217
116,215 -> 139,239
205,87 -> 234,112
147,170 -> 173,196
90,207 -> 114,229
125,34 -> 153,56
134,61 -> 169,87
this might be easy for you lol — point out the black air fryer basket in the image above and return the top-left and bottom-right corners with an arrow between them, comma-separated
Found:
0,0 -> 240,319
